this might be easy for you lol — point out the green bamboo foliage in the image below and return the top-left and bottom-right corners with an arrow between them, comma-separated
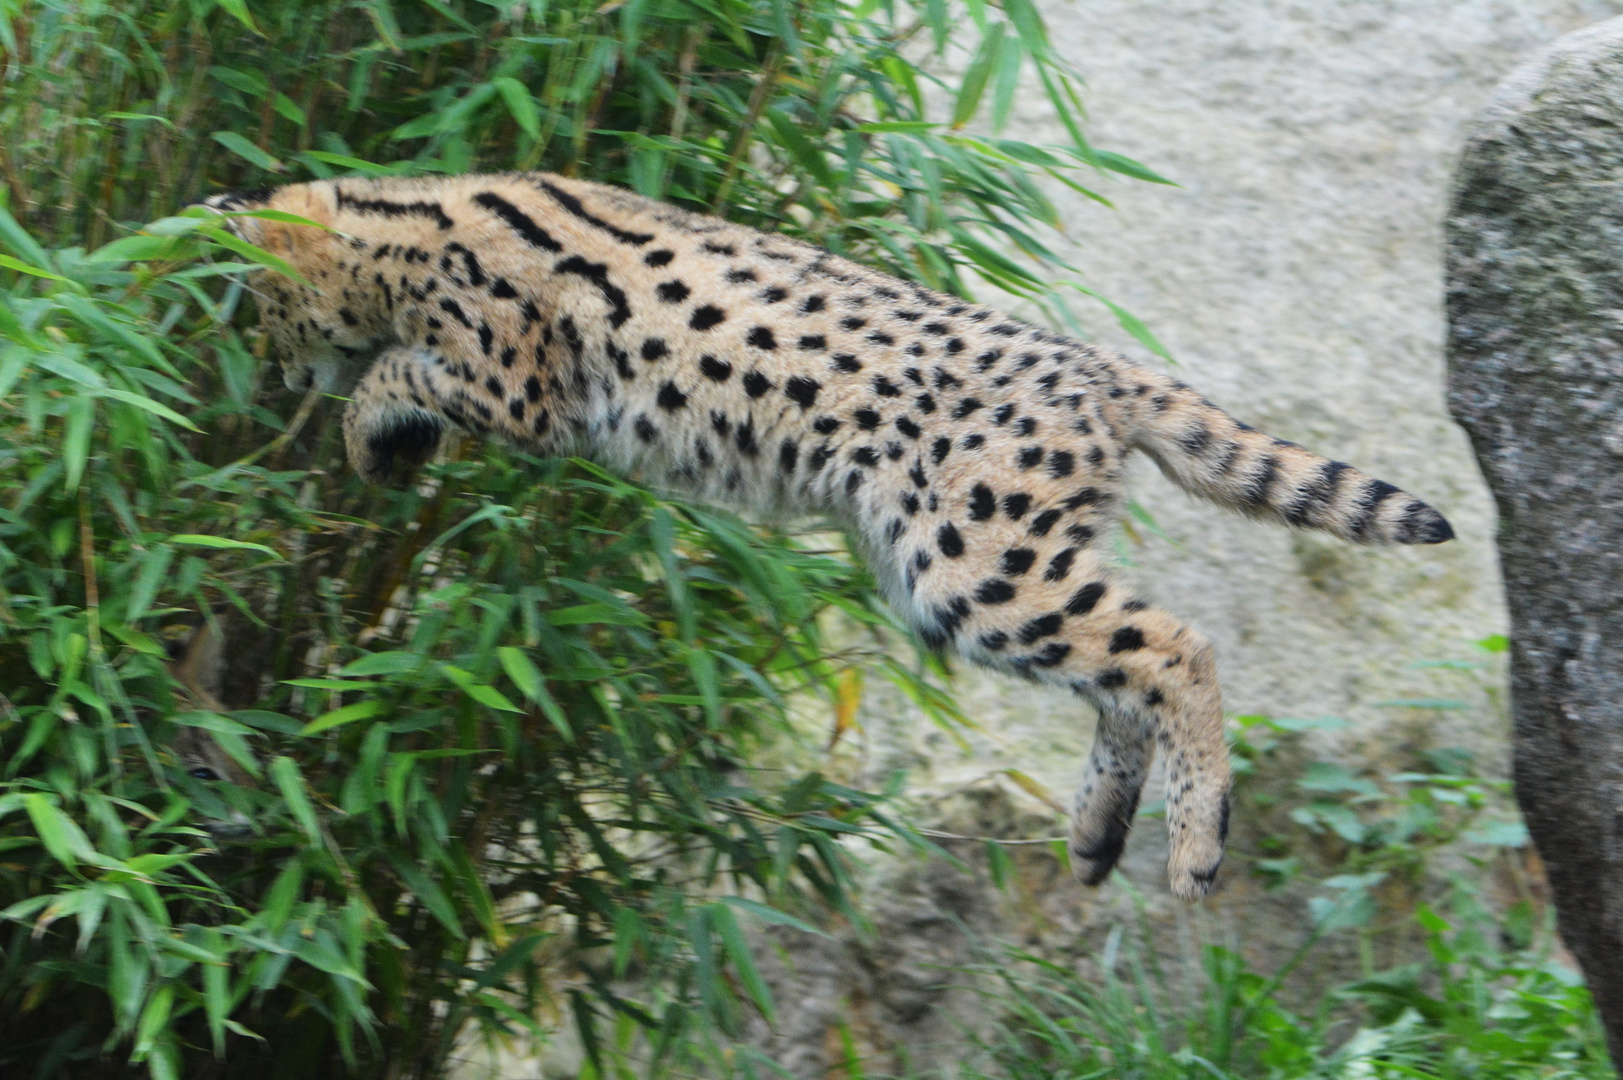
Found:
0,0 -> 1168,1076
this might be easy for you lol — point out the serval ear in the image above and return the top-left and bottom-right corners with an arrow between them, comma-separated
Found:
166,615 -> 225,713
198,189 -> 274,247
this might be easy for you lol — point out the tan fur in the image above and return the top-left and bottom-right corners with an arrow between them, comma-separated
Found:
201,173 -> 1451,898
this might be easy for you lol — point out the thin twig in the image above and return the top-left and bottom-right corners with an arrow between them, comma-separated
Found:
227,383 -> 324,470
916,828 -> 1067,847
711,48 -> 785,211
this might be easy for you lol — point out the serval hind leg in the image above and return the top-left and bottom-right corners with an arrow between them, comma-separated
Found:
1058,607 -> 1229,899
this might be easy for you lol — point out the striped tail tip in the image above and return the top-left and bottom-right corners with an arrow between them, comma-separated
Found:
1402,503 -> 1454,544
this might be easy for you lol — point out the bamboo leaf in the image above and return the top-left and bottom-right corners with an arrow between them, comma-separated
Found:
300,700 -> 383,736
209,132 -> 281,171
710,902 -> 775,1023
168,534 -> 282,559
493,77 -> 541,139
195,226 -> 305,283
268,757 -> 321,843
23,794 -> 98,870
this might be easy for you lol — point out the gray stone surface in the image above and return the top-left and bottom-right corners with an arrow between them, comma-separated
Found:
1446,14 -> 1623,1062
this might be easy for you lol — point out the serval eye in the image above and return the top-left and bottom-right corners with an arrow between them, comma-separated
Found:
188,766 -> 221,782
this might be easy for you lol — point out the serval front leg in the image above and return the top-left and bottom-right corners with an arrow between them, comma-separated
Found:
342,345 -> 455,482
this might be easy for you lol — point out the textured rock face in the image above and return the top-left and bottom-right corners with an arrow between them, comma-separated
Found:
1446,16 -> 1623,1060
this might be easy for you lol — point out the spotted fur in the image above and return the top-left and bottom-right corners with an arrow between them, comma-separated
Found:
200,173 -> 1452,899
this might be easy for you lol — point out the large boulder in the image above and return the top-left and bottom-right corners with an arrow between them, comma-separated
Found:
1447,15 -> 1623,1060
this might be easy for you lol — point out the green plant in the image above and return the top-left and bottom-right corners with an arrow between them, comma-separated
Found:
1227,635 -> 1526,939
0,1 -> 1171,1077
957,889 -> 1611,1080
906,640 -> 1608,1080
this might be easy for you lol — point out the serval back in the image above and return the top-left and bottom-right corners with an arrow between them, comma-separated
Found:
201,172 -> 1452,899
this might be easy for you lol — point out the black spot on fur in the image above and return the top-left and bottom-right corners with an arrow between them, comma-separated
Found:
1000,548 -> 1036,575
657,382 -> 688,410
937,522 -> 964,557
969,484 -> 996,521
657,280 -> 690,303
1029,509 -> 1063,537
1109,626 -> 1146,654
1018,613 -> 1063,645
784,376 -> 820,408
1031,642 -> 1071,668
1045,548 -> 1076,581
700,355 -> 733,381
1066,581 -> 1107,616
690,305 -> 726,330
975,579 -> 1016,604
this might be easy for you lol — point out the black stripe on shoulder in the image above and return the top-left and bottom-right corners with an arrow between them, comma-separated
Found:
206,186 -> 276,212
536,179 -> 655,246
473,191 -> 562,251
334,186 -> 453,229
555,255 -> 633,328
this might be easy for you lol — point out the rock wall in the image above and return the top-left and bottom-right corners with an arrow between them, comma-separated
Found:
1446,15 -> 1623,1062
